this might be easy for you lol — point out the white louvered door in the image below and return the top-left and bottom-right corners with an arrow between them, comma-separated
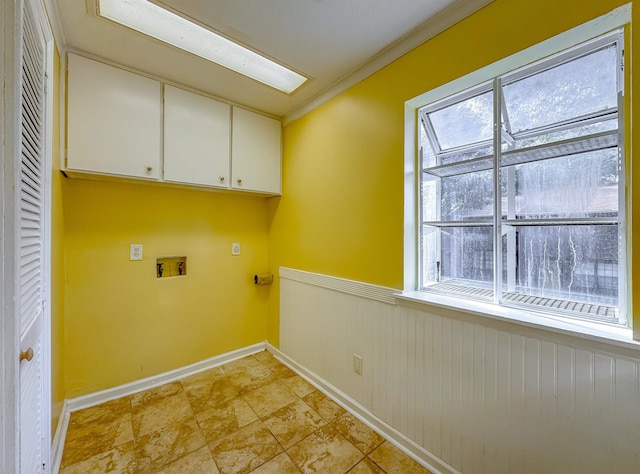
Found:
18,0 -> 50,472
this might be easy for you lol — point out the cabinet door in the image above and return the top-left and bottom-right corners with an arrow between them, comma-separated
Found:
231,107 -> 282,194
66,53 -> 162,179
164,85 -> 230,187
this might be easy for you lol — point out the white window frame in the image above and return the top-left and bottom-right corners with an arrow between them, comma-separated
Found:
402,4 -> 633,341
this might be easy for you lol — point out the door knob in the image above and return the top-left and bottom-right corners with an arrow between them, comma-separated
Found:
20,347 -> 34,362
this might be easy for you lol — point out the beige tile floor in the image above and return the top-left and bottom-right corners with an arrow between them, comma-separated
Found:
59,351 -> 431,473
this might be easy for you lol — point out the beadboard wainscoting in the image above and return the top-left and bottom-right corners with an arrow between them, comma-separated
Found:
279,267 -> 640,474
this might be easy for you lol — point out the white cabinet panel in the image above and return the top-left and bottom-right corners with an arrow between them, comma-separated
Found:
231,107 -> 282,194
66,53 -> 162,179
164,85 -> 231,187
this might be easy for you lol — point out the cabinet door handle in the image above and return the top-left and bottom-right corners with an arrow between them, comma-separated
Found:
219,176 -> 225,183
237,178 -> 242,185
146,166 -> 153,173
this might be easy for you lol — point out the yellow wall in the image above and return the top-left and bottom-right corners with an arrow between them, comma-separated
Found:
267,0 -> 636,345
57,0 -> 637,397
62,180 -> 271,397
51,47 -> 65,434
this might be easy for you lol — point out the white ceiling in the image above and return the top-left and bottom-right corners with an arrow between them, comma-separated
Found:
50,0 -> 492,119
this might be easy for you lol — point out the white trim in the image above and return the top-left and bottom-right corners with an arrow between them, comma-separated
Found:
396,291 -> 640,357
282,266 -> 640,357
283,0 -> 494,125
42,0 -> 65,56
404,101 -> 419,292
65,342 -> 266,412
279,267 -> 397,305
267,344 -> 459,474
1,1 -> 20,472
50,400 -> 70,474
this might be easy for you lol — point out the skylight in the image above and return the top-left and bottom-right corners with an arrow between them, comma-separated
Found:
98,0 -> 307,94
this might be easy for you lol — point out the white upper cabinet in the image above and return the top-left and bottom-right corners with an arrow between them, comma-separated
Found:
163,85 -> 231,188
231,107 -> 282,194
65,54 -> 282,195
66,53 -> 162,180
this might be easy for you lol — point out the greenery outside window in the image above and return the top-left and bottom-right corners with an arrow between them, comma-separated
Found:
418,31 -> 626,325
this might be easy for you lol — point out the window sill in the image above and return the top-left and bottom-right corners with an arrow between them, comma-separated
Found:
395,290 -> 639,352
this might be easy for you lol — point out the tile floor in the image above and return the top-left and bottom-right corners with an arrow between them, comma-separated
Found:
59,351 -> 431,473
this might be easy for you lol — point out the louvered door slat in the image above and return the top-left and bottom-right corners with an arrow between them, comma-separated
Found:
20,151 -> 42,181
20,241 -> 39,255
20,132 -> 42,170
22,131 -> 40,166
21,87 -> 42,124
20,205 -> 41,220
20,188 -> 40,209
21,194 -> 40,212
20,201 -> 41,218
21,107 -> 43,141
21,69 -> 42,111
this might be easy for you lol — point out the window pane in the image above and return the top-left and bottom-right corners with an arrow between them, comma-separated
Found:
440,226 -> 494,285
421,226 -> 439,286
428,90 -> 493,150
422,179 -> 438,221
440,170 -> 493,221
500,149 -> 618,219
439,145 -> 493,166
511,225 -> 618,307
503,45 -> 618,134
422,225 -> 494,288
510,119 -> 617,150
420,120 -> 437,168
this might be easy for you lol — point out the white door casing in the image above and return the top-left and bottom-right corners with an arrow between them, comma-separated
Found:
0,0 -> 19,471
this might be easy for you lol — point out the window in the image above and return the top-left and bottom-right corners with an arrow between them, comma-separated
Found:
417,31 -> 626,325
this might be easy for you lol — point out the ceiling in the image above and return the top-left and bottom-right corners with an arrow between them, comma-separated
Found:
49,0 -> 492,120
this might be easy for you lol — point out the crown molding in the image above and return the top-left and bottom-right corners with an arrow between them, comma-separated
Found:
42,0 -> 66,56
283,0 -> 494,125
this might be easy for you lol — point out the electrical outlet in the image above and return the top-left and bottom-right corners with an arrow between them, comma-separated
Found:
130,244 -> 143,261
232,242 -> 241,256
353,354 -> 363,375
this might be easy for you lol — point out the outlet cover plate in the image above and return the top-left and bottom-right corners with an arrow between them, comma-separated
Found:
130,244 -> 143,261
232,242 -> 241,256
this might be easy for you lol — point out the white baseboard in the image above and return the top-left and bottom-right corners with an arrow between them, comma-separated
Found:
266,344 -> 459,474
52,341 -> 454,474
66,342 -> 266,412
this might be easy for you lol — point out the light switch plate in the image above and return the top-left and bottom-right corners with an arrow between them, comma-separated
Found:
232,242 -> 241,256
130,244 -> 143,261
